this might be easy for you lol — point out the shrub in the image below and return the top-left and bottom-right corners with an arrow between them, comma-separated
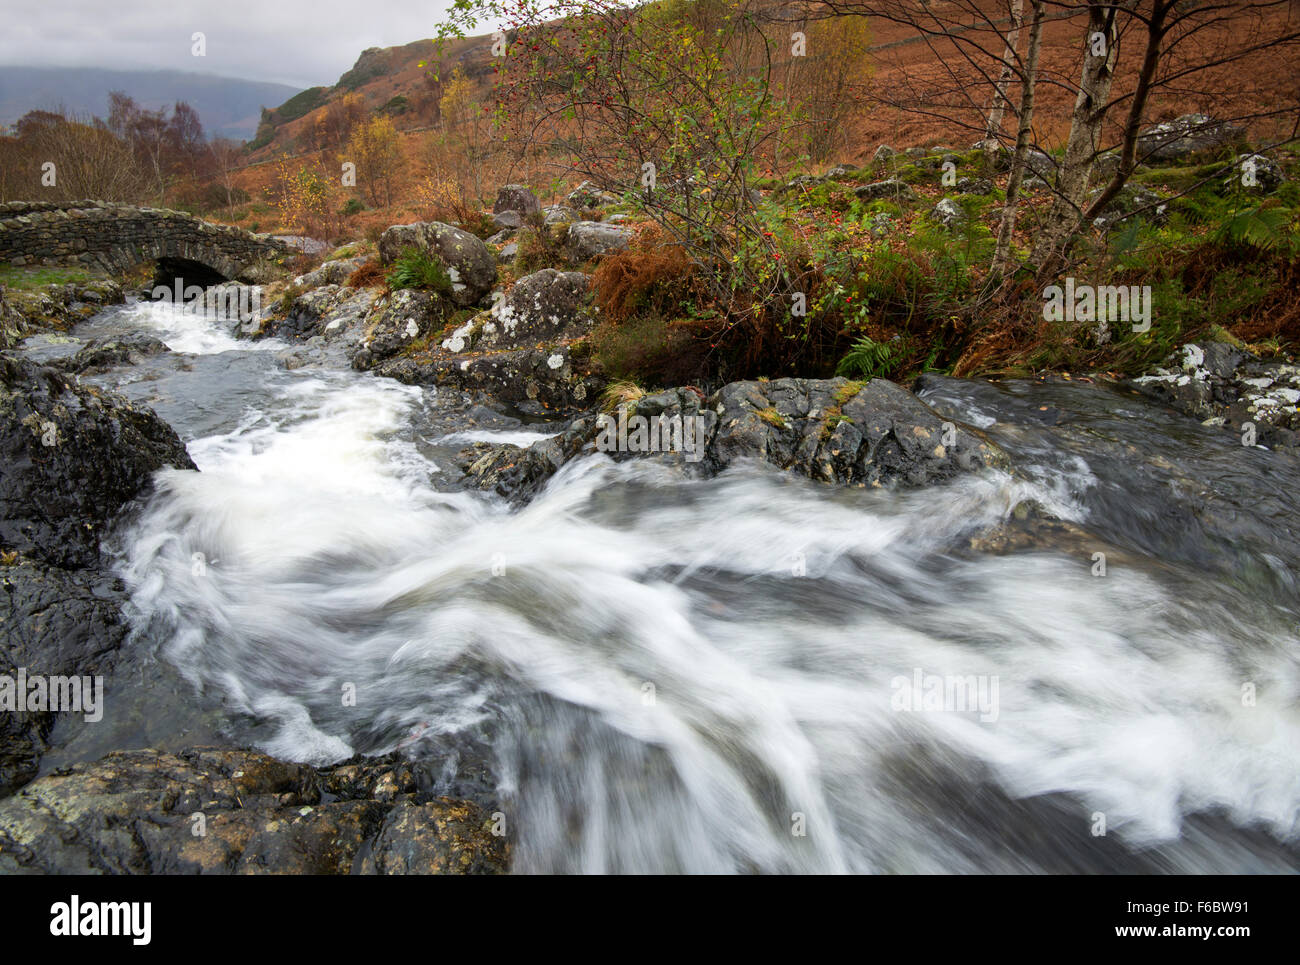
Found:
346,260 -> 387,288
592,240 -> 696,323
590,312 -> 711,387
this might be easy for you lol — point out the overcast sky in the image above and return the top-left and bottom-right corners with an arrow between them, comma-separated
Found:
0,0 -> 476,90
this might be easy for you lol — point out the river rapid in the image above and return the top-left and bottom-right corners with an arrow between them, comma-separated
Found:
18,297 -> 1300,874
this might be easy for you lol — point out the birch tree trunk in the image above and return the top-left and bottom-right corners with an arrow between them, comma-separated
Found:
1029,1 -> 1126,272
981,0 -> 1026,161
991,0 -> 1046,277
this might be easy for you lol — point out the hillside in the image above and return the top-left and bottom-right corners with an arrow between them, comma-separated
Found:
0,66 -> 300,140
244,3 -> 1300,168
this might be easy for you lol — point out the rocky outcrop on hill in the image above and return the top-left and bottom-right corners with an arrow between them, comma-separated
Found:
0,747 -> 508,874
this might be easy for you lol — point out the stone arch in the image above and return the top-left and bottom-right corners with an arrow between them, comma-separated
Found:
0,200 -> 290,284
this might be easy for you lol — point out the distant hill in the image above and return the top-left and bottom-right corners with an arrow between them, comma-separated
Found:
0,67 -> 301,141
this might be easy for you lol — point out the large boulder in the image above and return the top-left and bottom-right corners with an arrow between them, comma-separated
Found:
0,353 -> 196,569
265,285 -> 380,342
0,748 -> 508,874
375,343 -> 603,414
493,184 -> 540,217
1137,113 -> 1244,162
441,270 -> 593,354
377,222 -> 497,307
0,352 -> 191,797
351,289 -> 446,371
373,269 -> 602,411
566,222 -> 633,263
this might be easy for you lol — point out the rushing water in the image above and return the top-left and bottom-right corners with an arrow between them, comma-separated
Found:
22,298 -> 1300,873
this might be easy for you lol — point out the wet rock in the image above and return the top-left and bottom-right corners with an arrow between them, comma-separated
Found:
0,748 -> 508,874
263,284 -> 381,342
1137,113 -> 1244,162
493,184 -> 541,217
318,288 -> 381,343
52,333 -> 170,375
566,221 -> 633,263
461,377 -> 1007,501
459,416 -> 597,499
0,353 -> 196,569
375,344 -> 602,413
0,281 -> 125,344
267,284 -> 349,339
0,287 -> 28,350
377,221 -> 497,307
707,378 -> 1005,485
0,558 -> 128,798
854,179 -> 915,202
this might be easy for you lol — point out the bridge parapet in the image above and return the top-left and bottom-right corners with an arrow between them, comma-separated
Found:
0,200 -> 292,282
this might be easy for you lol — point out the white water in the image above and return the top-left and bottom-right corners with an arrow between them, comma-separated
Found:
99,300 -> 1300,873
124,298 -> 286,355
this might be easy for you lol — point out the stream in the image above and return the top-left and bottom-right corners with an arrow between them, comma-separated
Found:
17,297 -> 1300,874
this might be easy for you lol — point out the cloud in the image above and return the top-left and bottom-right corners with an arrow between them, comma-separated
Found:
0,0 -> 464,90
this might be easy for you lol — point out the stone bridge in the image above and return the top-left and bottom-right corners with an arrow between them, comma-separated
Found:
0,200 -> 293,284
